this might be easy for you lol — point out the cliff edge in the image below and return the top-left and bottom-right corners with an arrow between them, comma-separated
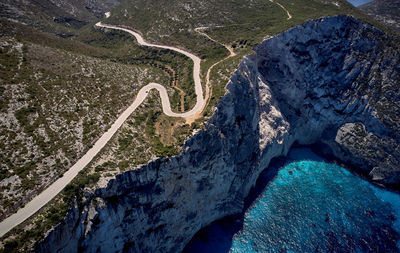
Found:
36,15 -> 400,252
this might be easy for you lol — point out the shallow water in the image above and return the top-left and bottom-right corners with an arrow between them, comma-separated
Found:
185,148 -> 400,252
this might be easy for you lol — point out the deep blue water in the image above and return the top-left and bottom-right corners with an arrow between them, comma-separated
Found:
346,0 -> 374,7
185,148 -> 400,252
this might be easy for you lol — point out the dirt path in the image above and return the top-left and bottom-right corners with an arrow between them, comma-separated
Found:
185,27 -> 237,124
269,0 -> 292,20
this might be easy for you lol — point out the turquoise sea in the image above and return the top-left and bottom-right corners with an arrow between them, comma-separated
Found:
185,148 -> 400,252
346,0 -> 373,7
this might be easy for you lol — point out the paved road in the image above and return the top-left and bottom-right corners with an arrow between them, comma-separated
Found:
0,22 -> 205,238
96,22 -> 204,117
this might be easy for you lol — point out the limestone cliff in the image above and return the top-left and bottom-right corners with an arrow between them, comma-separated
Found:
36,15 -> 400,252
255,15 -> 400,186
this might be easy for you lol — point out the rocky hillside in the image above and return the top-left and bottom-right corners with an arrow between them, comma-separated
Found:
0,0 -> 123,34
358,0 -> 400,34
255,15 -> 400,185
34,15 -> 400,252
106,0 -> 360,55
0,19 -> 176,222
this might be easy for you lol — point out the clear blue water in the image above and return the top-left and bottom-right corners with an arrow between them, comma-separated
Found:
346,0 -> 373,7
185,148 -> 400,253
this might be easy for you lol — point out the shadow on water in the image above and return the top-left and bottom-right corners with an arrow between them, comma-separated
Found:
183,144 -> 323,253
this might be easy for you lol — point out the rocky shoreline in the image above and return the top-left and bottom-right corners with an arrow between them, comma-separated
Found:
36,15 -> 400,252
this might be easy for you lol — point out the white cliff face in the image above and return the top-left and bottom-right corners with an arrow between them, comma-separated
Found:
36,15 -> 400,252
255,15 -> 400,185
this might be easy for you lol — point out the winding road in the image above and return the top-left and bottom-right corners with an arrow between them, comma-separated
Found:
0,2 -> 293,236
0,21 -> 206,238
95,22 -> 205,118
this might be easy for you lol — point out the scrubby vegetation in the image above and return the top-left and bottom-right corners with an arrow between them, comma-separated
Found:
107,0 -> 368,54
0,30 -> 168,218
0,90 -> 196,253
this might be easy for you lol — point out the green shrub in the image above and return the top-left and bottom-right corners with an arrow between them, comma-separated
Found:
118,160 -> 129,171
1,239 -> 20,253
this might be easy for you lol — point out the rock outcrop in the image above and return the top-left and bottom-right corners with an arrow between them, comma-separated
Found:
255,15 -> 400,186
358,0 -> 400,34
36,15 -> 400,252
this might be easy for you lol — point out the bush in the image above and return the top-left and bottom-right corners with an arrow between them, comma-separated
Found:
1,239 -> 19,253
95,165 -> 105,172
118,160 -> 129,171
15,165 -> 31,178
14,107 -> 37,127
0,168 -> 10,180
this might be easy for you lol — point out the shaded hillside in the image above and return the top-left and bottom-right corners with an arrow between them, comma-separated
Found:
358,0 -> 400,33
0,0 -> 123,35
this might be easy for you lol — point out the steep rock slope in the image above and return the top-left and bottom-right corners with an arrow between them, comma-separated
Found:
255,15 -> 400,185
358,0 -> 400,34
36,15 -> 400,252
